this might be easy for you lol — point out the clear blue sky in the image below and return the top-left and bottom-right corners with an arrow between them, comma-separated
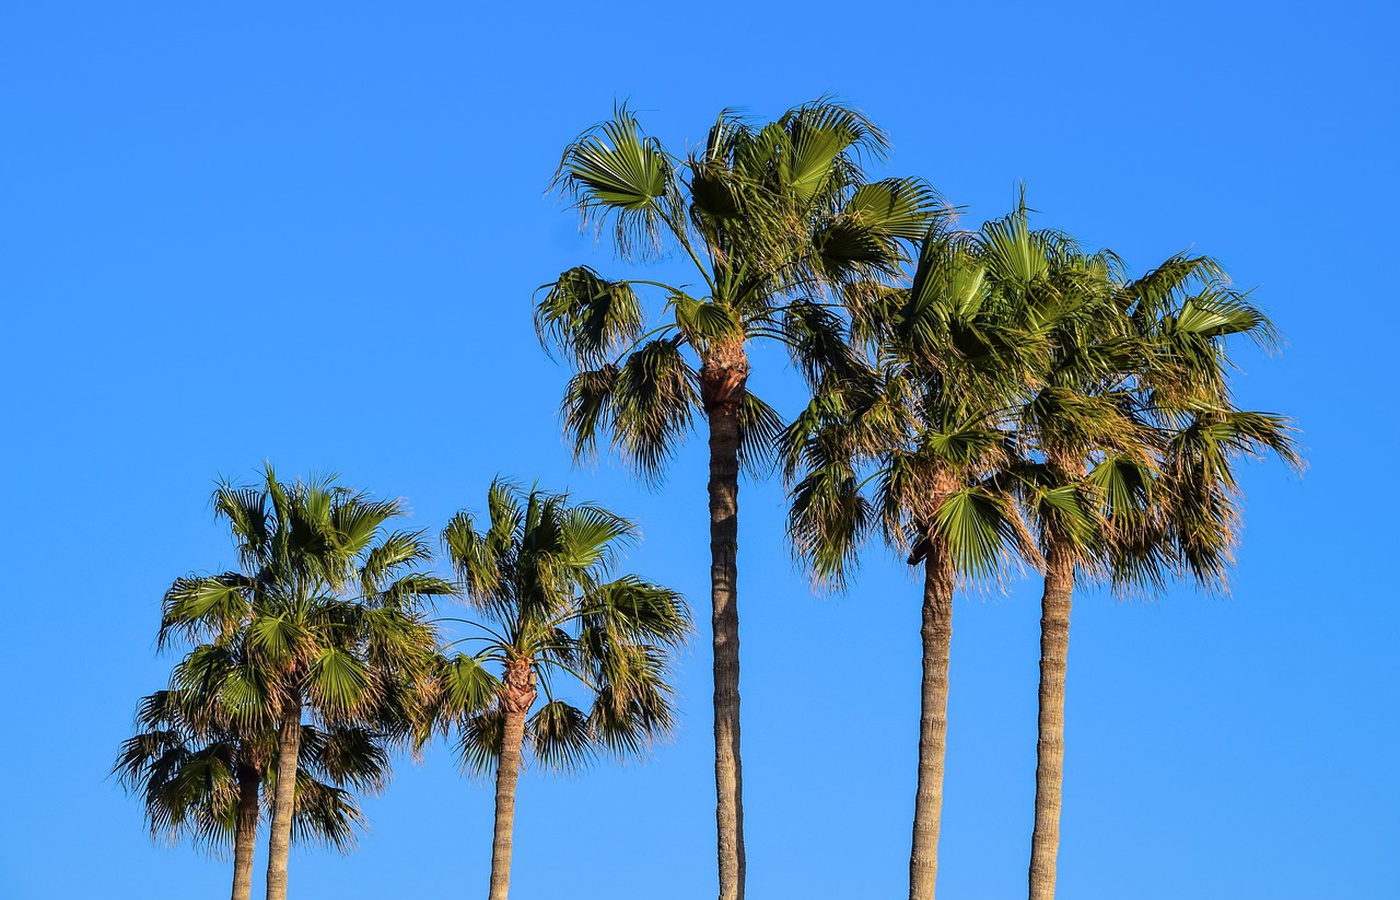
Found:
2,2 -> 1395,898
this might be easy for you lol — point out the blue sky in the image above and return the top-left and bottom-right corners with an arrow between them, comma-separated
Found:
2,1 -> 1396,897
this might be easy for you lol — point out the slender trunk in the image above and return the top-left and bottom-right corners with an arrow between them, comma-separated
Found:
264,699 -> 302,900
702,343 -> 747,900
909,545 -> 954,900
489,660 -> 535,900
1028,538 -> 1075,900
488,708 -> 528,900
230,756 -> 260,900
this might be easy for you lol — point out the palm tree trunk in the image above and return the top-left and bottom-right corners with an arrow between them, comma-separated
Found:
264,699 -> 302,900
909,545 -> 954,900
230,758 -> 260,900
1028,538 -> 1075,900
488,707 -> 529,900
702,344 -> 747,900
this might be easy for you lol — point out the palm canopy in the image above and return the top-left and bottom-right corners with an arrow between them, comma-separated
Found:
425,479 -> 691,774
154,466 -> 453,900
112,677 -> 391,854
999,232 -> 1303,592
784,207 -> 1088,585
1115,255 -> 1302,590
536,99 -> 944,478
157,466 -> 452,727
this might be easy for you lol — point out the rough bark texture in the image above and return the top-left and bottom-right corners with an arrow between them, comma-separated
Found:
1028,538 -> 1075,900
230,757 -> 260,900
909,545 -> 954,900
701,341 -> 748,900
264,700 -> 302,900
488,659 -> 537,900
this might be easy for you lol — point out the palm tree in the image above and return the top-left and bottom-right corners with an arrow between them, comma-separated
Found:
538,100 -> 938,899
1011,244 -> 1301,899
785,213 -> 1059,900
157,467 -> 452,900
113,664 -> 392,900
425,479 -> 690,900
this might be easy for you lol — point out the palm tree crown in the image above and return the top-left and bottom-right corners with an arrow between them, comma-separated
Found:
426,479 -> 690,900
113,681 -> 390,852
538,100 -> 941,475
155,467 -> 451,900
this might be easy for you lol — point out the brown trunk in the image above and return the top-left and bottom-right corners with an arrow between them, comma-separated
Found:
488,659 -> 536,900
909,544 -> 954,900
701,340 -> 748,900
1028,538 -> 1075,900
264,699 -> 301,900
230,756 -> 260,900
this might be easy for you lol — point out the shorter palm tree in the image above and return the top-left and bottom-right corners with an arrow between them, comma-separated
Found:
1005,244 -> 1302,899
113,658 -> 392,900
425,479 -> 691,900
157,468 -> 453,900
785,215 -> 1056,900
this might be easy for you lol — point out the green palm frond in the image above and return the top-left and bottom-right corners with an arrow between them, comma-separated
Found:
775,298 -> 858,388
609,338 -> 701,482
306,648 -> 374,719
558,504 -> 636,574
213,483 -> 270,569
812,178 -> 944,278
1123,253 -> 1225,322
432,652 -> 502,723
288,779 -> 363,852
672,292 -> 742,352
527,700 -> 594,773
775,99 -> 887,202
1086,453 -> 1155,522
931,488 -> 1029,580
579,576 -> 691,647
247,614 -> 306,664
455,708 -> 506,779
560,365 -> 621,462
586,648 -> 678,759
536,267 -> 647,368
359,530 -> 433,597
158,573 -> 254,649
300,725 -> 391,795
787,464 -> 871,589
374,572 -> 457,610
977,204 -> 1050,290
443,510 -> 505,608
555,106 -> 677,258
737,390 -> 785,477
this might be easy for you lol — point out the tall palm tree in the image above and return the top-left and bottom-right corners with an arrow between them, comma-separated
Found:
113,669 -> 391,900
1010,243 -> 1301,899
785,213 -> 1060,900
538,100 -> 937,899
157,467 -> 452,900
425,479 -> 690,900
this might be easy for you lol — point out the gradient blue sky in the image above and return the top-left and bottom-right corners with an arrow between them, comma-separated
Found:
2,2 -> 1395,898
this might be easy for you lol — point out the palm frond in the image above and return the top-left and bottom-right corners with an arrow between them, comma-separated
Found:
555,105 -> 677,258
527,700 -> 594,773
536,267 -> 647,367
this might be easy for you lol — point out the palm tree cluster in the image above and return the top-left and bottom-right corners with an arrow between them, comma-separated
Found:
117,469 -> 689,900
539,101 -> 1300,900
117,98 -> 1299,900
